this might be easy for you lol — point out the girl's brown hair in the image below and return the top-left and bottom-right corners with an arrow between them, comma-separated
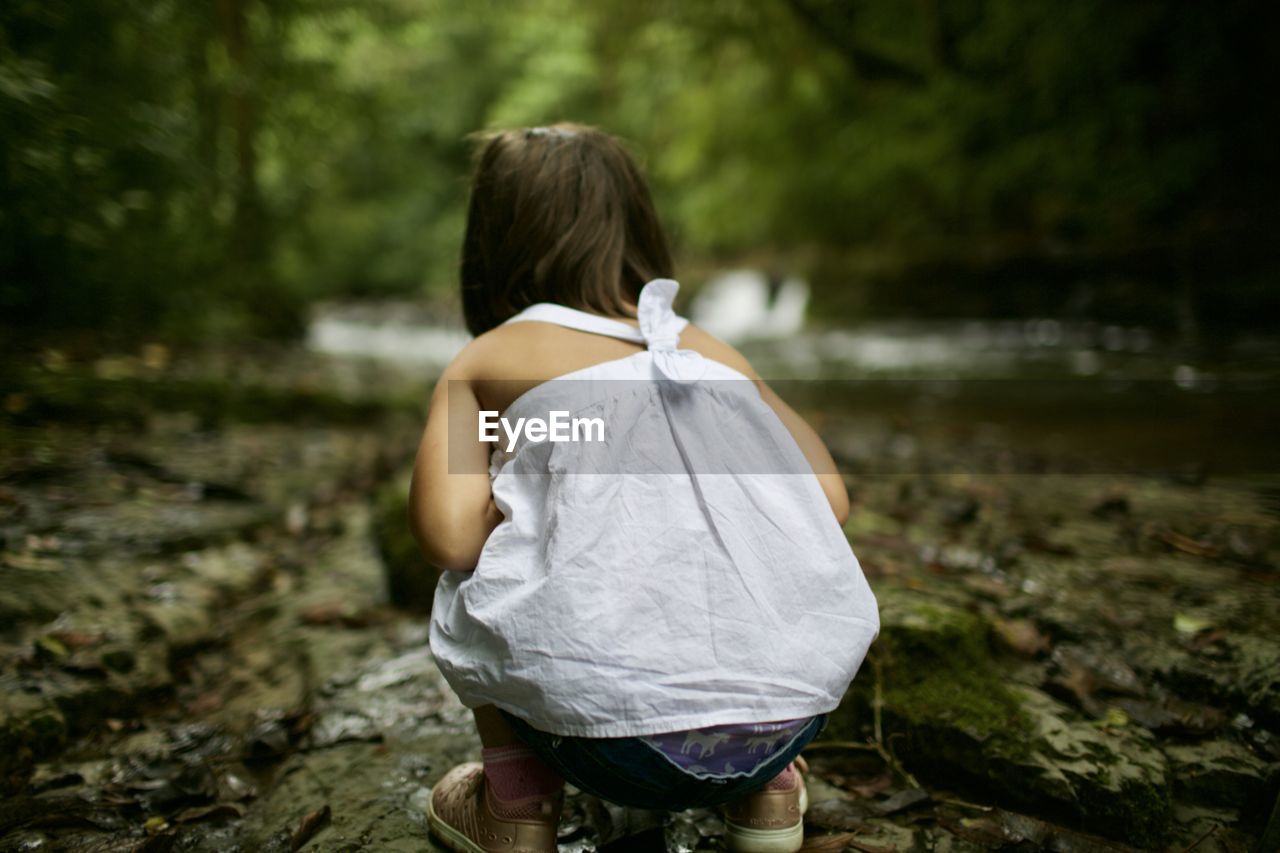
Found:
459,123 -> 674,336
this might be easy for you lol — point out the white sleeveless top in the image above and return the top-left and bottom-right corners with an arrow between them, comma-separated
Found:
429,279 -> 879,738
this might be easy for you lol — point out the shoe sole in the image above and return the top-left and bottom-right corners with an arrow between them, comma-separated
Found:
725,783 -> 809,853
426,795 -> 487,853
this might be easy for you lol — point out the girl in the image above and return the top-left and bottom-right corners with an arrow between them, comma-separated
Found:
411,123 -> 878,853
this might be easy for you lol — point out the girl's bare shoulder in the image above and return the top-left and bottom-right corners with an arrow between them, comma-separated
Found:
678,324 -> 760,380
442,319 -> 761,385
441,322 -> 541,380
444,320 -> 641,384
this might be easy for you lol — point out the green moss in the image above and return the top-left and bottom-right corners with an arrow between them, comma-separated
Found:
372,470 -> 437,611
827,591 -> 1035,774
873,594 -> 1032,744
883,666 -> 1030,744
880,601 -> 1039,758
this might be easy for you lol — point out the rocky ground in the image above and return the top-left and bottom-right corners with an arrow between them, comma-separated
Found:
1,350 -> 1277,851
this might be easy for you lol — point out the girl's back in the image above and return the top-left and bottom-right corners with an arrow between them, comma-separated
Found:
457,308 -> 751,415
427,277 -> 879,737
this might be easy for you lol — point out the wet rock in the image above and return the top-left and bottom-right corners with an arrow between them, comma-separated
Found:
838,818 -> 918,849
1167,803 -> 1258,853
138,598 -> 219,653
1131,632 -> 1280,728
289,504 -> 389,623
235,741 -> 434,852
1111,695 -> 1228,737
1045,643 -> 1147,715
372,470 -> 438,611
937,805 -> 1143,851
0,557 -> 78,624
807,797 -> 876,831
57,500 -> 279,557
1005,686 -> 1170,840
245,714 -> 295,761
941,494 -> 981,526
1164,739 -> 1275,813
0,688 -> 67,793
661,806 -> 720,852
179,543 -> 267,596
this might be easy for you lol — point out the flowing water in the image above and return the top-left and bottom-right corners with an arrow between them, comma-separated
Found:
307,299 -> 1280,477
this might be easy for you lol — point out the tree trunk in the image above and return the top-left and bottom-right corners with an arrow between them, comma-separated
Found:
219,0 -> 266,266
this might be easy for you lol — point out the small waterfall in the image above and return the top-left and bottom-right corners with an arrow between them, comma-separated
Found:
690,270 -> 810,343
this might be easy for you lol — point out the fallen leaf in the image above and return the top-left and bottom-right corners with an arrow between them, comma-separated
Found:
1174,613 -> 1214,636
846,839 -> 898,853
991,618 -> 1051,657
298,600 -> 383,628
290,804 -> 331,850
1050,645 -> 1145,699
3,552 -> 64,571
1186,628 -> 1228,651
960,574 -> 1011,600
174,802 -> 245,824
873,787 -> 930,815
800,832 -> 861,852
185,691 -> 225,715
48,629 -> 103,650
1051,665 -> 1097,703
1091,707 -> 1130,729
1160,530 -> 1220,559
807,798 -> 874,831
848,770 -> 896,799
941,807 -> 1131,850
1112,697 -> 1226,737
35,635 -> 68,658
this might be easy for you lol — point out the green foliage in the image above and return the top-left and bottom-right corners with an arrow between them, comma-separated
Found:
1,0 -> 1270,345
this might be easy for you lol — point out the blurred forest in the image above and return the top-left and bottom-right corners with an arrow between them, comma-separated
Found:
3,4 -> 1280,849
1,0 -> 1276,348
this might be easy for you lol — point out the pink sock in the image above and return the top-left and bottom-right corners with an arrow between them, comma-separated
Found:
481,745 -> 563,802
766,763 -> 797,791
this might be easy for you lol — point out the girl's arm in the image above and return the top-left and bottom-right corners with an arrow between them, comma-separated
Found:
754,380 -> 850,525
408,362 -> 501,572
680,325 -> 850,525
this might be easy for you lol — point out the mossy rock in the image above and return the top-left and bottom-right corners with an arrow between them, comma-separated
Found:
838,586 -> 1029,740
1165,739 -> 1277,816
1004,685 -> 1171,845
372,469 -> 438,612
0,687 -> 67,793
831,587 -> 1172,846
